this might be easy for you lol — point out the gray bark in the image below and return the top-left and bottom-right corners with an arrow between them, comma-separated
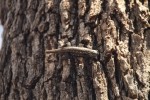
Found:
0,0 -> 150,100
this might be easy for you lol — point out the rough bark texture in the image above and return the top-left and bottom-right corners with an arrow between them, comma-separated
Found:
0,0 -> 150,100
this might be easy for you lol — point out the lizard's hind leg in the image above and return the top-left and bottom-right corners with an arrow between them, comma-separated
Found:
57,54 -> 63,69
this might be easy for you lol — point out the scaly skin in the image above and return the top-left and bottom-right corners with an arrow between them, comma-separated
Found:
46,46 -> 99,57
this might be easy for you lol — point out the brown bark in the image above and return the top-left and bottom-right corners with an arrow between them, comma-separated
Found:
0,0 -> 150,100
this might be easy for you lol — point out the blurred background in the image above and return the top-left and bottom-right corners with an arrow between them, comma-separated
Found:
0,21 -> 3,49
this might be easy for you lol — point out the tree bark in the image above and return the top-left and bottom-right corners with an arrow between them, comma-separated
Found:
0,0 -> 150,100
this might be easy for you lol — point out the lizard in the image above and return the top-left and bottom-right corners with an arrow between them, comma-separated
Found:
45,46 -> 99,57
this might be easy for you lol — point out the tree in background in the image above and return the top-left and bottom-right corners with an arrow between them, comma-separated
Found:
0,0 -> 150,100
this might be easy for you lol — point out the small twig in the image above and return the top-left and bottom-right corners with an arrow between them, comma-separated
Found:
46,46 -> 99,57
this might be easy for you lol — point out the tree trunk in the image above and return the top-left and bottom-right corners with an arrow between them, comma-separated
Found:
0,0 -> 150,100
